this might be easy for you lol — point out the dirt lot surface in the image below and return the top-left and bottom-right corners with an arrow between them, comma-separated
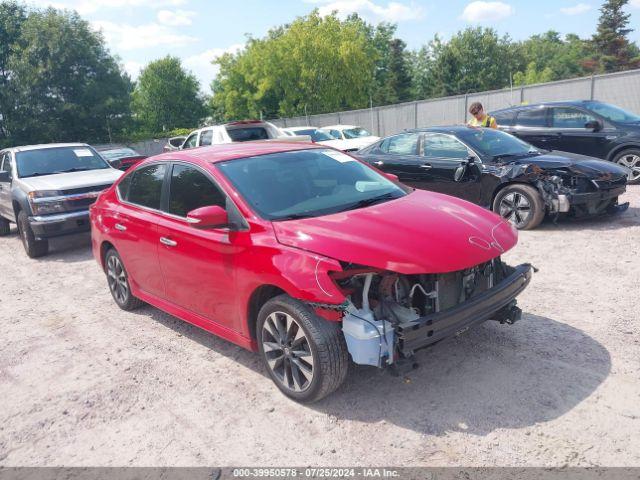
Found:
1,186 -> 639,467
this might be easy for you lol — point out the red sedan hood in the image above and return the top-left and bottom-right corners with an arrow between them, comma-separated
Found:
272,190 -> 518,274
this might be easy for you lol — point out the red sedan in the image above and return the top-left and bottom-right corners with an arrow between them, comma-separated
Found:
90,142 -> 533,402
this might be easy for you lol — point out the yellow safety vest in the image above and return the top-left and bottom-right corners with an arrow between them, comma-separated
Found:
469,115 -> 497,128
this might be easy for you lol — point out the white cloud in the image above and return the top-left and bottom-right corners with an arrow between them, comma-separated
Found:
184,44 -> 244,90
157,9 -> 195,26
560,3 -> 591,15
630,0 -> 640,8
313,0 -> 424,23
460,1 -> 514,23
27,0 -> 187,15
123,60 -> 144,79
92,20 -> 197,50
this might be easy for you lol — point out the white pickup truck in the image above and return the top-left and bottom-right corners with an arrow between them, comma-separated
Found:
0,143 -> 122,258
179,120 -> 308,149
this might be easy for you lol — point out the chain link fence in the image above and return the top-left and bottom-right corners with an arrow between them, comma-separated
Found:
270,68 -> 640,136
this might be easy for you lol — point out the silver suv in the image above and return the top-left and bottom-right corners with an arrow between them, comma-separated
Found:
0,143 -> 122,258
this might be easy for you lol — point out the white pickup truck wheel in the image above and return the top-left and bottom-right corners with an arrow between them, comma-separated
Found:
17,211 -> 48,258
0,217 -> 10,236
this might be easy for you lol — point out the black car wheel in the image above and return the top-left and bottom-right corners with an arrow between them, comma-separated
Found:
104,248 -> 144,311
0,216 -> 10,236
257,294 -> 349,403
493,184 -> 545,230
613,149 -> 640,185
17,210 -> 48,258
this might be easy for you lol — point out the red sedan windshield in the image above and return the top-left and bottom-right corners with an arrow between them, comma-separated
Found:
217,148 -> 406,220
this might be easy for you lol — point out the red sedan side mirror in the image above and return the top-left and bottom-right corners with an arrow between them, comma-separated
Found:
186,205 -> 229,229
384,173 -> 399,182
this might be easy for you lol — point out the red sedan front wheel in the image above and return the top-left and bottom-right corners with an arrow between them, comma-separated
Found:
257,295 -> 349,403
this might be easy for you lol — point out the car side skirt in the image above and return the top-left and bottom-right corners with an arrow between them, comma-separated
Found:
133,287 -> 257,352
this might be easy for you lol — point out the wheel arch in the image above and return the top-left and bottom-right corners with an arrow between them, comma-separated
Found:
99,240 -> 116,271
246,284 -> 287,341
491,181 -> 538,210
11,187 -> 32,216
12,199 -> 21,218
607,143 -> 640,162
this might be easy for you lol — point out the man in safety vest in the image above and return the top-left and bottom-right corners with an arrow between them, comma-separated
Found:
467,102 -> 497,129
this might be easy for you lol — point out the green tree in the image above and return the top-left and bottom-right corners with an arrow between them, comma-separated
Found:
384,38 -> 413,103
591,0 -> 640,72
514,31 -> 595,82
358,21 -> 412,105
132,56 -> 206,133
0,1 -> 27,143
513,62 -> 555,85
5,6 -> 132,145
424,27 -> 519,97
211,11 -> 377,120
409,37 -> 441,100
510,31 -> 596,85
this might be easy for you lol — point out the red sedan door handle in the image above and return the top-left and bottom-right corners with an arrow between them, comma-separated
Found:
114,223 -> 126,232
160,237 -> 177,247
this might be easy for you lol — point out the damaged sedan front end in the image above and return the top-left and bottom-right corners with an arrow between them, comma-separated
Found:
486,157 -> 630,219
272,188 -> 534,373
324,258 -> 533,369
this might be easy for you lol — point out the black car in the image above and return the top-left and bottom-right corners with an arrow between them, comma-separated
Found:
491,100 -> 640,184
355,126 -> 629,230
95,146 -> 146,171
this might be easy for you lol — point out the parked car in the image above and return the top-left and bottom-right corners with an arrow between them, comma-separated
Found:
96,146 -> 146,171
491,100 -> 640,184
320,125 -> 380,151
355,127 -> 629,230
180,120 -> 307,149
0,143 -> 122,258
282,126 -> 360,151
90,142 -> 532,402
164,136 -> 187,152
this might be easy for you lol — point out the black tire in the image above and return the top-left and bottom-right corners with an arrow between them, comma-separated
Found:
257,294 -> 349,403
104,248 -> 144,311
17,210 -> 48,258
612,148 -> 640,185
493,184 -> 545,230
0,216 -> 10,236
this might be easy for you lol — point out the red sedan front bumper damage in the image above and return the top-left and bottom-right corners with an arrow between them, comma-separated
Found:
397,263 -> 533,355
330,259 -> 533,367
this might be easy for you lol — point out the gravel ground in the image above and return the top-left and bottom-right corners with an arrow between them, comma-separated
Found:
1,186 -> 639,467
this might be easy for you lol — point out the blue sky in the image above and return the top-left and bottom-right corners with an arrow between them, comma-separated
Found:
27,0 -> 640,93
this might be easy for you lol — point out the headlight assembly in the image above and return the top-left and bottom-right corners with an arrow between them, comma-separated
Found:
28,190 -> 66,215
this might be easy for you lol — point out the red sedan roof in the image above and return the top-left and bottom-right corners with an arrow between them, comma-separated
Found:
151,141 -> 321,165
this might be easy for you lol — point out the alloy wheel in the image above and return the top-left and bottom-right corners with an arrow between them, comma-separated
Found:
617,154 -> 640,183
262,311 -> 314,393
107,254 -> 129,304
499,192 -> 532,228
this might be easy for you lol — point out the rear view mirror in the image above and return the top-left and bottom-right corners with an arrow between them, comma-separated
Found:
186,205 -> 229,229
454,165 -> 466,182
0,170 -> 9,182
585,120 -> 602,132
384,173 -> 399,182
